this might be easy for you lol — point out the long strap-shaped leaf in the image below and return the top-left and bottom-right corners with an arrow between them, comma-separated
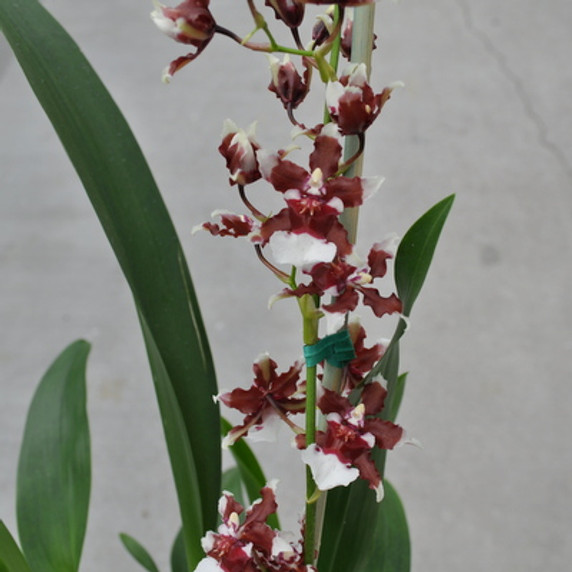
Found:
0,0 -> 220,566
0,521 -> 31,572
362,480 -> 410,572
16,340 -> 91,572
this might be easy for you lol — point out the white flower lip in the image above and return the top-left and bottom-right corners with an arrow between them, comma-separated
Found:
268,231 -> 336,267
300,444 -> 359,491
194,555 -> 224,572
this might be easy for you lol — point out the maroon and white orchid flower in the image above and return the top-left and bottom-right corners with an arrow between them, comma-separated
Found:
298,381 -> 404,502
196,482 -> 315,572
257,124 -> 382,266
218,354 -> 306,447
326,62 -> 396,135
277,239 -> 402,321
194,210 -> 259,239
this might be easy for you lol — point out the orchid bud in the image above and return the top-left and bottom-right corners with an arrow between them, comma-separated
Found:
265,0 -> 305,29
218,120 -> 261,186
339,10 -> 378,60
151,0 -> 216,80
151,0 -> 215,45
311,9 -> 334,48
267,55 -> 310,110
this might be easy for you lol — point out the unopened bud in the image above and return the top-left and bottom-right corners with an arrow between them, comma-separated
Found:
265,0 -> 305,29
267,55 -> 310,110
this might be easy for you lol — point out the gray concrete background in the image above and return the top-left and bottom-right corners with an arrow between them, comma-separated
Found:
1,0 -> 571,570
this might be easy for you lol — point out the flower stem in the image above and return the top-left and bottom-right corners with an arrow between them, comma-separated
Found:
238,184 -> 265,219
302,297 -> 319,565
215,24 -> 314,57
329,6 -> 343,76
336,131 -> 365,176
254,245 -> 290,282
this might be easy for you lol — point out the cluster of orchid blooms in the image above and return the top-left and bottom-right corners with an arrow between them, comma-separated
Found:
153,1 -> 409,570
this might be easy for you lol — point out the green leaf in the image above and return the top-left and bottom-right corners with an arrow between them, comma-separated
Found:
395,194 -> 455,316
362,480 -> 410,572
366,322 -> 403,412
0,521 -> 31,572
318,478 -> 379,572
386,372 -> 408,424
170,529 -> 188,572
222,467 -> 246,507
318,479 -> 410,572
0,1 -> 221,566
139,315 -> 204,566
221,418 -> 280,530
119,533 -> 160,572
16,340 -> 91,572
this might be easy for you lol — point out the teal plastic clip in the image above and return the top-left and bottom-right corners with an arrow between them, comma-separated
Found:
303,330 -> 356,368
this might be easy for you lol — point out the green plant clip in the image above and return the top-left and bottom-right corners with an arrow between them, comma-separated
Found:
303,330 -> 356,368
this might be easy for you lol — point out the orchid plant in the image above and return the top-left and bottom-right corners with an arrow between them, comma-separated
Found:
0,1 -> 453,571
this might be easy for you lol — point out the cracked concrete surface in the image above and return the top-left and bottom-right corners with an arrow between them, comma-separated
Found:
456,0 -> 572,184
1,1 -> 571,570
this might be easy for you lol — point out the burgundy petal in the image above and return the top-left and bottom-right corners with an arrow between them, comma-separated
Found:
367,244 -> 393,278
324,176 -> 365,208
202,214 -> 255,237
221,493 -> 245,522
283,283 -> 322,298
244,484 -> 279,527
309,129 -> 342,179
335,90 -> 379,135
320,219 -> 353,258
268,362 -> 303,400
360,288 -> 402,318
360,381 -> 387,416
322,288 -> 359,314
259,208 -> 292,243
318,387 -> 352,416
308,260 -> 356,293
266,158 -> 309,192
364,417 -> 404,449
219,386 -> 265,414
352,452 -> 382,492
